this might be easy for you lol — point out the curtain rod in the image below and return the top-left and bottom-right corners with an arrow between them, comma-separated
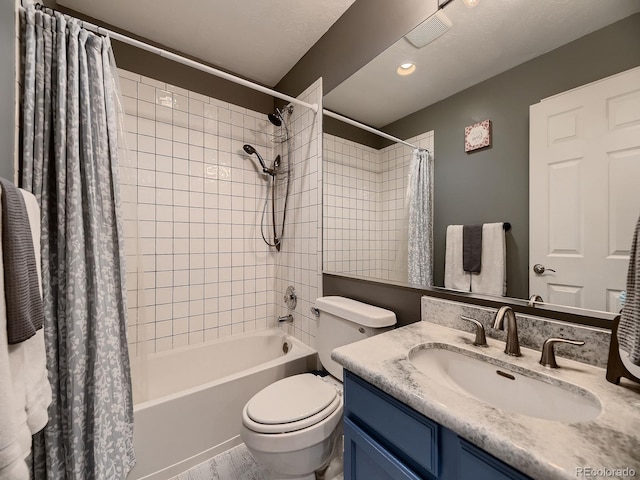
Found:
323,109 -> 427,152
19,4 -> 319,114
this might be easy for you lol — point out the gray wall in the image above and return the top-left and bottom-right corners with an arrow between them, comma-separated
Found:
0,0 -> 16,181
276,0 -> 438,98
382,14 -> 640,299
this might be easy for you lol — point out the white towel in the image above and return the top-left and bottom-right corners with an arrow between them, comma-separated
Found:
0,187 -> 30,480
0,188 -> 51,480
472,222 -> 507,296
18,190 -> 51,433
444,225 -> 471,291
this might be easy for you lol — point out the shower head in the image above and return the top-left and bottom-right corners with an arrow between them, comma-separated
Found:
268,112 -> 282,127
243,144 -> 273,176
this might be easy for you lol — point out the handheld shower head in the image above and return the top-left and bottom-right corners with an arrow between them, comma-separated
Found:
243,144 -> 274,176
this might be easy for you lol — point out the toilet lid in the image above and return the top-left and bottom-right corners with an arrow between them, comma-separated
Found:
246,374 -> 338,425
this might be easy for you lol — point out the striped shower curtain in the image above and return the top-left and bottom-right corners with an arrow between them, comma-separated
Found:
406,149 -> 434,287
20,6 -> 135,479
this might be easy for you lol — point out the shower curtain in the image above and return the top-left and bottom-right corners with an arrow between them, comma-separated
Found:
20,7 -> 135,479
406,149 -> 434,287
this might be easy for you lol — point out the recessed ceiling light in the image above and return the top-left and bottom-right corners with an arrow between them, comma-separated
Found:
463,0 -> 479,7
397,62 -> 416,76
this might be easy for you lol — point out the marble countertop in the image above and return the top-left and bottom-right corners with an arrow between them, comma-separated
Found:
332,321 -> 640,480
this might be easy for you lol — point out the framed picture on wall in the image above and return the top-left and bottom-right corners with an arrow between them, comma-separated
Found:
464,119 -> 492,152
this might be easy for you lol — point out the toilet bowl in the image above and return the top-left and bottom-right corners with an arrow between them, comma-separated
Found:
241,296 -> 396,480
241,374 -> 343,480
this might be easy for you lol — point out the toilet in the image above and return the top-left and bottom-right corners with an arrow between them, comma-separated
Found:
241,296 -> 397,480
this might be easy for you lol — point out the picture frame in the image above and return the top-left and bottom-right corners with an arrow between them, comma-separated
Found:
464,119 -> 492,152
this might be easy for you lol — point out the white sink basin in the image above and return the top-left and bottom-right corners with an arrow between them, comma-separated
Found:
409,344 -> 601,422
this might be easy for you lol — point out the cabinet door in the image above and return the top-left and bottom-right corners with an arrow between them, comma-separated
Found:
344,418 -> 423,480
345,371 -> 439,477
457,439 -> 532,480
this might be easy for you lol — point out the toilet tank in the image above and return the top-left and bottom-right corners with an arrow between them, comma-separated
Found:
315,296 -> 396,380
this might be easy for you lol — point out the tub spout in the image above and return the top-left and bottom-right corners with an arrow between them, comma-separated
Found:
278,314 -> 293,324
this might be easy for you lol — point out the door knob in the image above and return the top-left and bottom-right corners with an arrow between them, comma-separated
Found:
533,264 -> 556,275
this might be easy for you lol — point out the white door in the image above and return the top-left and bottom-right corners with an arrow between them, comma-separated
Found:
530,66 -> 640,313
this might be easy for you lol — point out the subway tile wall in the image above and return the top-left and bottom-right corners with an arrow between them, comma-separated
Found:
273,79 -> 323,347
323,131 -> 434,282
323,135 -> 381,278
118,69 -> 322,354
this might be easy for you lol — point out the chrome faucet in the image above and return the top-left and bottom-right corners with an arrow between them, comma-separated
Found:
278,314 -> 293,324
460,315 -> 487,347
493,306 -> 521,356
539,338 -> 584,368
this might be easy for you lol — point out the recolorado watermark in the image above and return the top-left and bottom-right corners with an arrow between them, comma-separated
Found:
576,467 -> 636,478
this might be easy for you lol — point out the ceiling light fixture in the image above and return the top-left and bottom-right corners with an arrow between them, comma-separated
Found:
397,62 -> 416,76
463,0 -> 479,7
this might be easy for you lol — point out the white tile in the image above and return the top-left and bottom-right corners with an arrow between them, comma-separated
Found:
173,316 -> 189,336
156,89 -> 173,108
203,104 -> 218,120
118,69 -> 140,82
173,126 -> 189,144
156,105 -> 173,124
166,83 -> 189,97
156,138 -> 172,156
173,94 -> 188,112
140,76 -> 167,89
188,98 -> 204,116
138,83 -> 155,103
173,334 -> 189,348
138,118 -> 155,137
138,135 -> 155,154
119,77 -> 137,98
188,90 -> 209,103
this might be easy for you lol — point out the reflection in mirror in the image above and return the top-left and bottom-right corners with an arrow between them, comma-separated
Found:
322,0 -> 640,315
323,132 -> 433,285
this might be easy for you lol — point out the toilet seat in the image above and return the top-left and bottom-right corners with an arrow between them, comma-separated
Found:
243,374 -> 342,434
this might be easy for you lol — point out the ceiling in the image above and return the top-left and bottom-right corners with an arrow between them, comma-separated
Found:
56,0 -> 640,128
324,0 -> 640,128
56,0 -> 356,87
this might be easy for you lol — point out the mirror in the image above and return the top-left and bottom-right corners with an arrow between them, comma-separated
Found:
322,0 -> 640,316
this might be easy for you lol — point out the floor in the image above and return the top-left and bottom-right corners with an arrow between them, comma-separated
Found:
170,444 -> 271,480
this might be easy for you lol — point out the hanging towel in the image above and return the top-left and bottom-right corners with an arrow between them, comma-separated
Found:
472,223 -> 507,296
619,213 -> 640,366
463,224 -> 483,273
0,187 -> 37,480
18,190 -> 51,434
0,178 -> 44,344
444,225 -> 471,291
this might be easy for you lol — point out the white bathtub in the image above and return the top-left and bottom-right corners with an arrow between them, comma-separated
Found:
127,329 -> 317,480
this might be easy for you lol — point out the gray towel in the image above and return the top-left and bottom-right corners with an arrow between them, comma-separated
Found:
619,213 -> 640,366
463,224 -> 483,273
0,178 -> 44,344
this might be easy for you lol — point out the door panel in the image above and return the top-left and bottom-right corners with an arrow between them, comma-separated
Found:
530,67 -> 640,312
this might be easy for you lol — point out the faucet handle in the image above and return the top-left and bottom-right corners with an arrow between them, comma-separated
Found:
460,315 -> 488,347
539,338 -> 585,368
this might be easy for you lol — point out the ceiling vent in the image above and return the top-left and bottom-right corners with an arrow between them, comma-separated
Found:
404,10 -> 452,49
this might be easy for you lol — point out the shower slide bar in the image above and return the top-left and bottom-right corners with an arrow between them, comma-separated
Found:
19,4 -> 319,114
323,108 -> 428,152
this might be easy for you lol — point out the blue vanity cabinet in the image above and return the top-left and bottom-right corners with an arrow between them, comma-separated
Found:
343,371 -> 532,480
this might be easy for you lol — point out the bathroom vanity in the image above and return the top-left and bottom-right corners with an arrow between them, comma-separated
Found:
344,371 -> 530,479
332,315 -> 640,480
